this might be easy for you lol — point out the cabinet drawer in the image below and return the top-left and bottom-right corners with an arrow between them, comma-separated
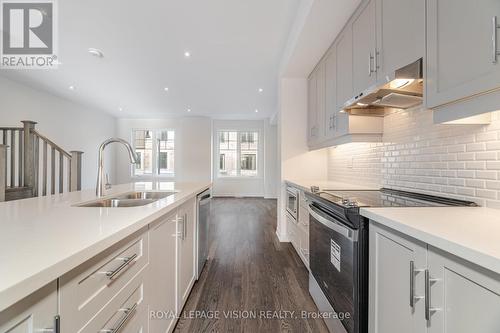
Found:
60,228 -> 149,331
81,271 -> 147,333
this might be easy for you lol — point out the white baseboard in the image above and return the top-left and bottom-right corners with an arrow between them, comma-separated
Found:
275,229 -> 289,242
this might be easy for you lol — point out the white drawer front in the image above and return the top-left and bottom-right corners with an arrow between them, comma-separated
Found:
60,229 -> 149,331
80,272 -> 147,333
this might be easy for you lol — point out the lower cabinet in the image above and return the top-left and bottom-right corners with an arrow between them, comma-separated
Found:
148,212 -> 178,333
149,197 -> 196,333
287,189 -> 310,269
0,195 -> 201,333
369,221 -> 500,333
0,281 -> 58,333
176,198 -> 196,313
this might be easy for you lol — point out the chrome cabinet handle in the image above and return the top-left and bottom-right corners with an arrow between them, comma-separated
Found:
101,302 -> 138,333
493,16 -> 500,63
105,253 -> 138,280
424,269 -> 430,320
368,52 -> 373,76
410,261 -> 424,308
410,261 -> 415,307
183,213 -> 187,239
424,269 -> 441,321
373,47 -> 379,72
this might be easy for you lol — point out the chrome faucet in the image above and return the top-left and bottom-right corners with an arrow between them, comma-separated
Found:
96,138 -> 139,197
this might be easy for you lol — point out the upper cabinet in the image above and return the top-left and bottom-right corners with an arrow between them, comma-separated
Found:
352,0 -> 377,95
376,0 -> 425,80
428,0 -> 500,123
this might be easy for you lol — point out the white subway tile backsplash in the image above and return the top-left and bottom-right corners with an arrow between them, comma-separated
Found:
327,107 -> 500,207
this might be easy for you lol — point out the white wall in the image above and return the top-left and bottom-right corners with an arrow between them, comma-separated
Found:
0,76 -> 116,190
212,119 -> 265,197
277,78 -> 328,240
115,117 -> 212,184
328,107 -> 500,208
264,120 -> 279,198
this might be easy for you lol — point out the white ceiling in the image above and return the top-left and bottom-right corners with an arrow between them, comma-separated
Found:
0,0 -> 300,119
280,0 -> 362,78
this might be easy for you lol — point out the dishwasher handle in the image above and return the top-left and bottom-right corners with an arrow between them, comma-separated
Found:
308,204 -> 358,241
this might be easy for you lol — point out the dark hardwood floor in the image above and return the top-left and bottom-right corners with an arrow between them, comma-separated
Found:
174,197 -> 329,333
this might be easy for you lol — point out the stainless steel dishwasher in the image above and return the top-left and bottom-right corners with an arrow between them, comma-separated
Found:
196,188 -> 211,279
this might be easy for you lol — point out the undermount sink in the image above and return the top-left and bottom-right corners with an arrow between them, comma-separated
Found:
77,191 -> 176,208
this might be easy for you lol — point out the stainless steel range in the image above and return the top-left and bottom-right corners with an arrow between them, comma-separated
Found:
305,188 -> 477,333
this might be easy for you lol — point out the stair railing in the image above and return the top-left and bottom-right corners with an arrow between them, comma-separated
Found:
0,121 -> 83,201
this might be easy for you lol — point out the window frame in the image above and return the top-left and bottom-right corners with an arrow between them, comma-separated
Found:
131,128 -> 175,179
215,129 -> 261,179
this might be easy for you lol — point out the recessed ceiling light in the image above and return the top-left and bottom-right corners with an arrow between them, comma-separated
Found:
68,85 -> 75,91
184,51 -> 191,58
258,88 -> 263,93
88,48 -> 104,58
164,87 -> 169,92
118,107 -> 123,112
255,109 -> 259,113
187,108 -> 191,112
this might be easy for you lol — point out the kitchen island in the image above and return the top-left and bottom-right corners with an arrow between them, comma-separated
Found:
0,181 -> 211,332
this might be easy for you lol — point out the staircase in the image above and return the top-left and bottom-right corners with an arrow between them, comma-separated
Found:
0,121 -> 83,202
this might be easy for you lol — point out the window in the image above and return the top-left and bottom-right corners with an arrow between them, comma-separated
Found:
217,130 -> 259,177
132,129 -> 175,177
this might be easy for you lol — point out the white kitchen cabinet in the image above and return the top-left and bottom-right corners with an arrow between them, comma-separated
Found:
370,221 -> 500,333
307,62 -> 326,147
375,0 -> 424,82
336,25 -> 354,110
307,69 -> 318,145
149,212 -> 178,333
369,223 -> 427,333
427,0 -> 500,117
427,246 -> 500,333
0,281 -> 58,333
177,198 -> 196,313
59,228 -> 149,332
352,0 -> 377,96
324,47 -> 337,140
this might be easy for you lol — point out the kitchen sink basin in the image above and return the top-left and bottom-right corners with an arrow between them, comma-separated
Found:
77,191 -> 176,208
115,191 -> 176,200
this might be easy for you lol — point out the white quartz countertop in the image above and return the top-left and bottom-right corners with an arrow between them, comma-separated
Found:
285,179 -> 380,192
0,181 -> 211,312
361,207 -> 500,275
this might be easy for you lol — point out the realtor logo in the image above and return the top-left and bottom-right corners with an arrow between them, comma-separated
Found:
1,0 -> 58,69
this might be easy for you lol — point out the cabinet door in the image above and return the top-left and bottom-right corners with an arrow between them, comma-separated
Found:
316,61 -> 326,142
352,0 -> 377,95
177,198 -> 196,312
427,246 -> 500,333
0,281 -> 58,333
376,0 -> 424,80
307,69 -> 318,145
369,222 -> 427,333
149,213 -> 177,333
427,0 -> 500,108
324,47 -> 337,139
336,25 -> 353,110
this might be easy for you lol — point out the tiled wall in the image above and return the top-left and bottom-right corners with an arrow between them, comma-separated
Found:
327,107 -> 500,208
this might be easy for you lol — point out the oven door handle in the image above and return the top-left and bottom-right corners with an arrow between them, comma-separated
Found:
308,205 -> 358,241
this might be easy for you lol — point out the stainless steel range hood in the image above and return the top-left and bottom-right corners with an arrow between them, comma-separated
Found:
343,58 -> 423,116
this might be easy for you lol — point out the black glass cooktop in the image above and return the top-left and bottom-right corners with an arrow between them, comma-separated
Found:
317,188 -> 478,208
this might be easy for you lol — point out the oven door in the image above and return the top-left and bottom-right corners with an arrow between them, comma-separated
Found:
286,188 -> 298,220
308,204 -> 358,333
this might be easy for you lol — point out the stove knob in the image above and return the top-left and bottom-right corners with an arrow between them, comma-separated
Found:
342,198 -> 350,205
348,201 -> 358,207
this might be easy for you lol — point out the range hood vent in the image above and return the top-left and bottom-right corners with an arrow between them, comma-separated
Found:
343,58 -> 423,116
